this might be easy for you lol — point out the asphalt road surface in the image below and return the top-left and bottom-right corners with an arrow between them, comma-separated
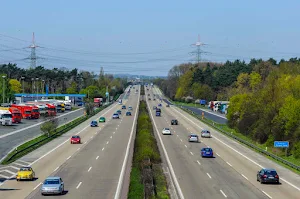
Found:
149,86 -> 300,199
0,86 -> 139,199
0,108 -> 85,160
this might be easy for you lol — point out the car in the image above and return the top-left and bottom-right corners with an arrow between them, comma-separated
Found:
158,103 -> 162,107
162,128 -> 171,135
188,134 -> 199,142
90,120 -> 98,127
153,106 -> 157,110
148,94 -> 150,96
156,112 -> 161,116
99,117 -> 106,122
122,105 -> 126,109
153,98 -> 156,101
148,98 -> 151,100
257,168 -> 279,184
201,130 -> 211,138
16,167 -> 35,181
70,135 -> 81,144
126,111 -> 132,116
117,110 -> 122,115
112,113 -> 120,119
201,147 -> 213,157
166,104 -> 170,107
128,106 -> 133,111
171,119 -> 178,125
41,177 -> 64,195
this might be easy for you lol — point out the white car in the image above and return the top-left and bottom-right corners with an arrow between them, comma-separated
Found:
128,106 -> 133,111
162,128 -> 171,135
188,134 -> 199,142
201,130 -> 211,138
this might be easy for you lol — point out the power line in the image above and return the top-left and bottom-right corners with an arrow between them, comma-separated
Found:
189,35 -> 208,65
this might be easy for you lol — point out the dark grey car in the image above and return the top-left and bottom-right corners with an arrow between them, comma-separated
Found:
257,168 -> 279,184
41,177 -> 64,195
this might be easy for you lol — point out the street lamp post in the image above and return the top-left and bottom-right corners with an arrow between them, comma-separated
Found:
31,78 -> 34,101
36,78 -> 39,100
2,76 -> 6,104
41,80 -> 45,94
21,77 -> 25,103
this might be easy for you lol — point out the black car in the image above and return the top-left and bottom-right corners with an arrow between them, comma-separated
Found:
148,98 -> 151,100
257,168 -> 279,184
166,104 -> 170,107
171,119 -> 178,125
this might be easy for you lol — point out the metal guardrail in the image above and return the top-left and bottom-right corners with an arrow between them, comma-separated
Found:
179,106 -> 300,171
4,103 -> 112,164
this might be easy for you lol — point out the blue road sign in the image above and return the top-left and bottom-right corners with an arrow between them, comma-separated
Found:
274,141 -> 289,148
105,92 -> 109,96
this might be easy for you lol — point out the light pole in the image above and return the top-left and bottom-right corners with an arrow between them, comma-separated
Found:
36,78 -> 39,100
2,76 -> 6,104
31,78 -> 34,101
41,80 -> 45,94
21,76 -> 25,103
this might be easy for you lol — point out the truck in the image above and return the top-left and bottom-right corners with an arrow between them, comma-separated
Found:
11,104 -> 32,119
94,98 -> 103,107
0,107 -> 22,123
156,108 -> 161,116
0,110 -> 13,126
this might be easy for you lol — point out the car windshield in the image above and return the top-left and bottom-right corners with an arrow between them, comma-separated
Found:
25,111 -> 31,114
164,128 -> 170,130
44,179 -> 60,184
72,136 -> 80,138
191,135 -> 198,137
265,170 -> 277,175
33,109 -> 39,112
100,117 -> 104,119
202,131 -> 210,134
203,148 -> 212,152
20,167 -> 31,171
2,114 -> 12,118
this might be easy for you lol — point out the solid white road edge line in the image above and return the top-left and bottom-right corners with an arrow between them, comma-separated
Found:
241,174 -> 248,180
220,190 -> 227,198
262,190 -> 272,199
66,156 -> 71,160
226,162 -> 232,167
33,182 -> 42,190
114,87 -> 140,199
170,105 -> 300,192
76,182 -> 82,189
146,98 -> 185,199
54,166 -> 59,172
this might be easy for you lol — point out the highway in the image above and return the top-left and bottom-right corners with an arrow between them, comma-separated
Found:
150,86 -> 300,199
0,87 -> 139,199
0,108 -> 85,161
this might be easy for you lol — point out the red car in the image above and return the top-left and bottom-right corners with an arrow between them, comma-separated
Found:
70,135 -> 81,144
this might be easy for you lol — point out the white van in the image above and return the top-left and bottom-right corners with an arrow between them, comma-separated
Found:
0,110 -> 13,126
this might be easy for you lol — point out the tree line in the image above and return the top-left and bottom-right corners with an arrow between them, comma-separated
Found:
155,58 -> 300,159
0,63 -> 126,102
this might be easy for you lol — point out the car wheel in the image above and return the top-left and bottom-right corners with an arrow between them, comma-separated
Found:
260,180 -> 264,184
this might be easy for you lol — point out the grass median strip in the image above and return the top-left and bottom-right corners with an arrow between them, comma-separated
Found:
128,90 -> 169,198
1,104 -> 111,165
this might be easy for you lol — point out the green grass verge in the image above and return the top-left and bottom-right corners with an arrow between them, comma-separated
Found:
1,104 -> 110,165
172,101 -> 205,108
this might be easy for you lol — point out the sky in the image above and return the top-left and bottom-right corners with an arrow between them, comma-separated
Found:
1,0 -> 300,76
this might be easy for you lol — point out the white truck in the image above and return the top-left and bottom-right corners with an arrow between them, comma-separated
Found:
0,110 -> 13,126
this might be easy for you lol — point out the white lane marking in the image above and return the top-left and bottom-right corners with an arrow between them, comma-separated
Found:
77,148 -> 80,151
113,132 -> 115,134
197,160 -> 201,165
216,153 -> 220,157
114,90 -> 142,199
96,156 -> 99,160
116,127 -> 118,130
106,141 -> 109,144
54,166 -> 59,172
190,152 -> 194,156
66,156 -> 71,160
206,173 -> 212,179
95,132 -> 97,134
0,173 -> 10,178
0,108 -> 84,139
84,141 -> 87,144
102,147 -> 105,151
144,99 -> 185,199
110,136 -> 112,139
262,191 -> 272,199
76,182 -> 82,189
33,182 -> 42,190
176,135 -> 179,137
241,174 -> 248,180
17,159 -> 31,164
180,139 -> 183,142
4,169 -> 16,175
170,107 -> 300,191
91,136 -> 93,139
184,145 -> 187,148
12,162 -> 26,167
226,162 -> 232,167
220,190 -> 227,198
88,167 -> 92,172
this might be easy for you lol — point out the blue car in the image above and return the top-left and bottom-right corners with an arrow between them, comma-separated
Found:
158,103 -> 162,107
41,177 -> 64,195
156,112 -> 161,116
201,147 -> 214,158
90,120 -> 98,127
126,111 -> 132,116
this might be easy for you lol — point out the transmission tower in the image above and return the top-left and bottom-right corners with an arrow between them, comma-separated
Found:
29,32 -> 39,69
190,35 -> 207,65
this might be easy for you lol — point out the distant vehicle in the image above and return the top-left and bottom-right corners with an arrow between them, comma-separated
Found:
201,130 -> 211,138
118,99 -> 122,105
153,98 -> 156,101
188,134 -> 199,142
117,110 -> 122,115
162,128 -> 171,135
257,168 -> 279,184
148,94 -> 150,96
171,119 -> 178,125
156,108 -> 161,113
16,167 -> 35,181
41,177 -> 64,195
122,105 -> 126,109
77,102 -> 83,106
0,110 -> 12,126
0,107 -> 21,123
201,147 -> 213,158
112,113 -> 119,119
70,135 -> 81,144
90,120 -> 98,127
158,103 -> 162,107
166,104 -> 170,107
99,117 -> 106,122
156,111 -> 161,116
148,98 -> 151,100
128,106 -> 133,111
153,106 -> 157,110
126,111 -> 132,116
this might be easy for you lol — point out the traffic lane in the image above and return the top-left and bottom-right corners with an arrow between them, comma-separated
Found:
0,109 -> 84,136
166,106 -> 300,199
181,106 -> 227,124
26,92 -> 138,199
159,109 -> 268,199
0,101 -> 124,199
0,109 -> 85,160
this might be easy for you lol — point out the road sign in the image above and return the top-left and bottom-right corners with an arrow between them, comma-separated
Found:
274,141 -> 289,148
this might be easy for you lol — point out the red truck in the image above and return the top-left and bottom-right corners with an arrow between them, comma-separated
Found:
11,104 -> 32,119
26,105 -> 40,119
0,107 -> 22,123
45,103 -> 57,116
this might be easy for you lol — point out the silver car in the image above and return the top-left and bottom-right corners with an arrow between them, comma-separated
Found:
128,106 -> 133,111
201,130 -> 211,138
189,134 -> 199,142
41,177 -> 64,195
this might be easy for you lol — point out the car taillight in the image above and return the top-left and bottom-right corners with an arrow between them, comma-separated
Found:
275,175 -> 279,178
263,175 -> 267,178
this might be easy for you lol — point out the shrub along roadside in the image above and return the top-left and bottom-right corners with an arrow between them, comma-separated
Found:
1,103 -> 111,165
128,98 -> 169,198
